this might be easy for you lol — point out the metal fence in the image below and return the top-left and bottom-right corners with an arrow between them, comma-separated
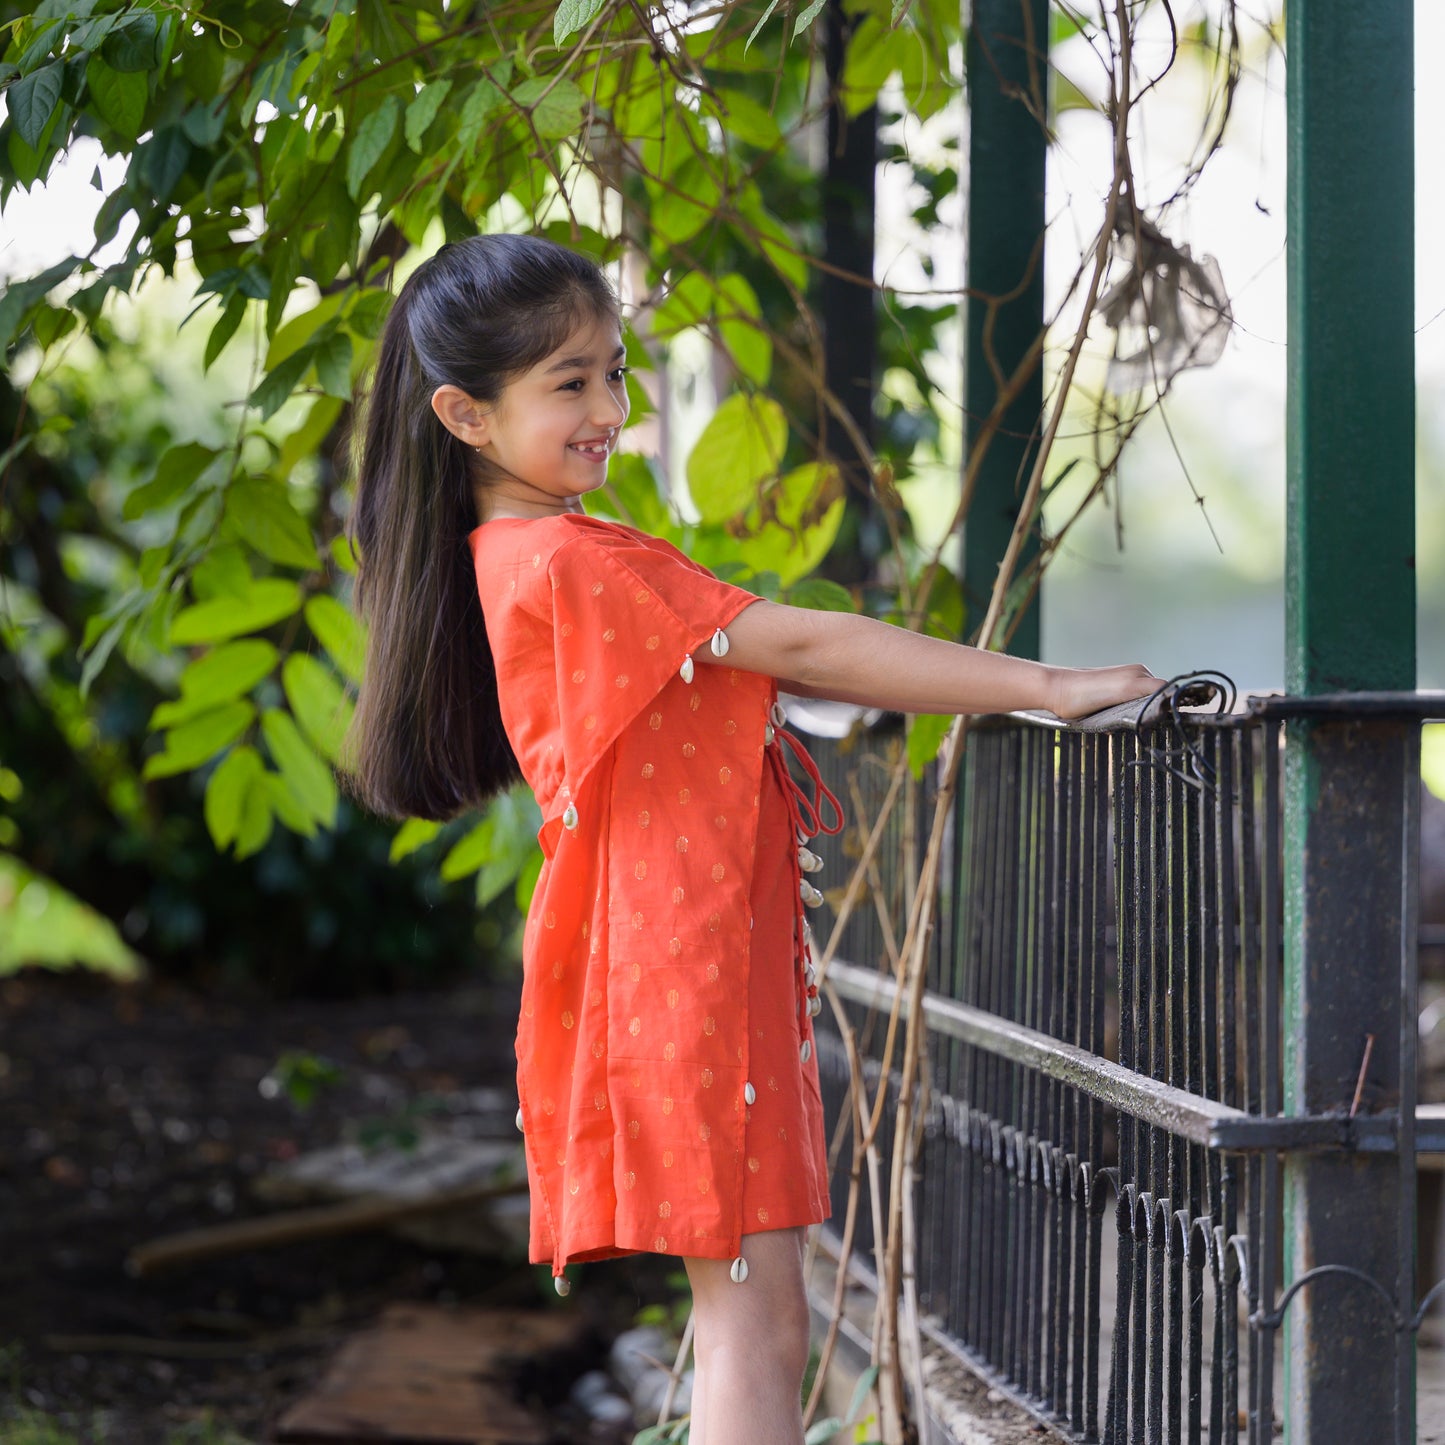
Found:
805,698 -> 1444,1443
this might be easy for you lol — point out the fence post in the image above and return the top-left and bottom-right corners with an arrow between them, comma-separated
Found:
1283,3 -> 1416,1441
962,0 -> 1047,659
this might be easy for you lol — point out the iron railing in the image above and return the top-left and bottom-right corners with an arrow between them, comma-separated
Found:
803,690 -> 1444,1443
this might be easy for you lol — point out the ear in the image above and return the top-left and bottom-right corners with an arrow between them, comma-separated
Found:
431,384 -> 490,447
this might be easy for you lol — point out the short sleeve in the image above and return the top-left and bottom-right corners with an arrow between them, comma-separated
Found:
540,528 -> 760,845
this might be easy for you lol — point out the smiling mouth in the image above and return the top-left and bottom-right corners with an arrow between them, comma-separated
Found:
569,440 -> 612,459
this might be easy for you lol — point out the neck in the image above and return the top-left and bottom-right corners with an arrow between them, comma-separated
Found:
473,483 -> 585,525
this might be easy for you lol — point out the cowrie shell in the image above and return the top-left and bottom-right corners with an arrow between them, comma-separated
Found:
744,1082 -> 756,1106
710,628 -> 730,658
770,701 -> 787,728
730,1256 -> 749,1284
515,1108 -> 525,1133
679,654 -> 695,684
797,846 -> 823,873
554,1275 -> 571,1297
562,804 -> 579,831
800,1040 -> 813,1063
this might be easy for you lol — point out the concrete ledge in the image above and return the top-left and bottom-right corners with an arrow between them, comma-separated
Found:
806,1232 -> 1052,1445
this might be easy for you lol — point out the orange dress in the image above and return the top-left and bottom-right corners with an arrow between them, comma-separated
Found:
468,513 -> 841,1278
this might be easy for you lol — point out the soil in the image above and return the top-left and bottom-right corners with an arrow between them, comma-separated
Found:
0,966 -> 678,1444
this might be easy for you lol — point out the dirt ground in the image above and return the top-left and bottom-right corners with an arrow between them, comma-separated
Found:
0,966 -> 677,1444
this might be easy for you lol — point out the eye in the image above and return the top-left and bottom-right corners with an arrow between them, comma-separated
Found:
558,378 -> 586,392
608,365 -> 630,383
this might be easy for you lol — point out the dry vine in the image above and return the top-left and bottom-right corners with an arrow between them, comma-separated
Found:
784,3 -> 1245,1441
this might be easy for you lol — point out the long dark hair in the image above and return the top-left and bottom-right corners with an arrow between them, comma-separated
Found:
345,234 -> 619,820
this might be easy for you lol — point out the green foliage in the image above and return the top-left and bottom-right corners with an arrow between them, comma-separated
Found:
0,0 -> 967,927
0,854 -> 142,979
261,1048 -> 345,1109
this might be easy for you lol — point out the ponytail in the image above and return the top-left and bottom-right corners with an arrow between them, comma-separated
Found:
343,235 -> 618,820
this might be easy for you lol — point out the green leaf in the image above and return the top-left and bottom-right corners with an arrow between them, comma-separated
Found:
122,442 -> 220,520
171,580 -> 303,645
8,61 -> 63,150
389,816 -> 442,863
716,89 -> 781,150
191,543 -> 252,601
264,767 -> 318,836
329,533 -> 359,575
785,577 -> 855,612
181,95 -> 228,147
281,653 -> 353,762
205,745 -> 263,849
514,847 -> 544,911
249,347 -> 313,423
264,290 -> 346,373
78,609 -> 130,698
734,200 -> 808,290
906,712 -> 952,779
441,817 -> 493,881
204,293 -> 248,372
313,331 -> 353,399
512,76 -> 585,139
151,640 -> 279,728
554,0 -> 608,45
686,394 -> 786,524
261,708 -> 338,828
651,271 -> 712,340
102,10 -> 160,71
85,54 -> 147,142
0,256 -> 78,351
593,452 -> 674,538
792,0 -> 828,40
141,127 -> 191,203
280,395 -> 346,475
15,17 -> 64,74
649,156 -> 720,248
845,1363 -> 880,1423
745,0 -> 785,51
840,16 -> 909,117
803,1420 -> 845,1445
732,462 -> 846,586
714,272 -> 770,385
405,79 -> 452,151
304,594 -> 366,684
233,777 -> 275,858
227,477 -> 321,570
143,701 -> 255,779
346,93 -> 401,200
457,72 -> 507,151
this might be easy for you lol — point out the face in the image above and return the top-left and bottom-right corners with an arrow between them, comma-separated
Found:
466,312 -> 629,518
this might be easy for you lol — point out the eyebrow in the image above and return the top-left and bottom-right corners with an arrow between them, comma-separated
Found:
544,344 -> 627,375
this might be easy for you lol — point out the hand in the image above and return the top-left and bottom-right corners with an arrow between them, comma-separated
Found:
1047,663 -> 1160,721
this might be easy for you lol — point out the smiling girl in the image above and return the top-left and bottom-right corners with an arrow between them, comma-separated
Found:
346,234 -> 1155,1445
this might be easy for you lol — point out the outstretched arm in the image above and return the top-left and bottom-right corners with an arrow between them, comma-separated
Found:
703,600 -> 1157,721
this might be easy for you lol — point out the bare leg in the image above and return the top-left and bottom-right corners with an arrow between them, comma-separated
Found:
684,1228 -> 810,1445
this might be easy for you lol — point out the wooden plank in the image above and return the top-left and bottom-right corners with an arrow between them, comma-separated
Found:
274,1304 -> 581,1444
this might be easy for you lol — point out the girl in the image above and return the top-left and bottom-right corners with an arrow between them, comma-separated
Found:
347,233 -> 1156,1445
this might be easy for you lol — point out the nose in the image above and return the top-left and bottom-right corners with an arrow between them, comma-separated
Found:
594,379 -> 628,431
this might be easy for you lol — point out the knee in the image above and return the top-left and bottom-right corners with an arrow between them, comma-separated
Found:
772,1282 -> 813,1380
700,1276 -> 811,1381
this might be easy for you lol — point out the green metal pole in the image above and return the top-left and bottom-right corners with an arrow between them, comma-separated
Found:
1284,3 -> 1416,1441
963,0 -> 1047,659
